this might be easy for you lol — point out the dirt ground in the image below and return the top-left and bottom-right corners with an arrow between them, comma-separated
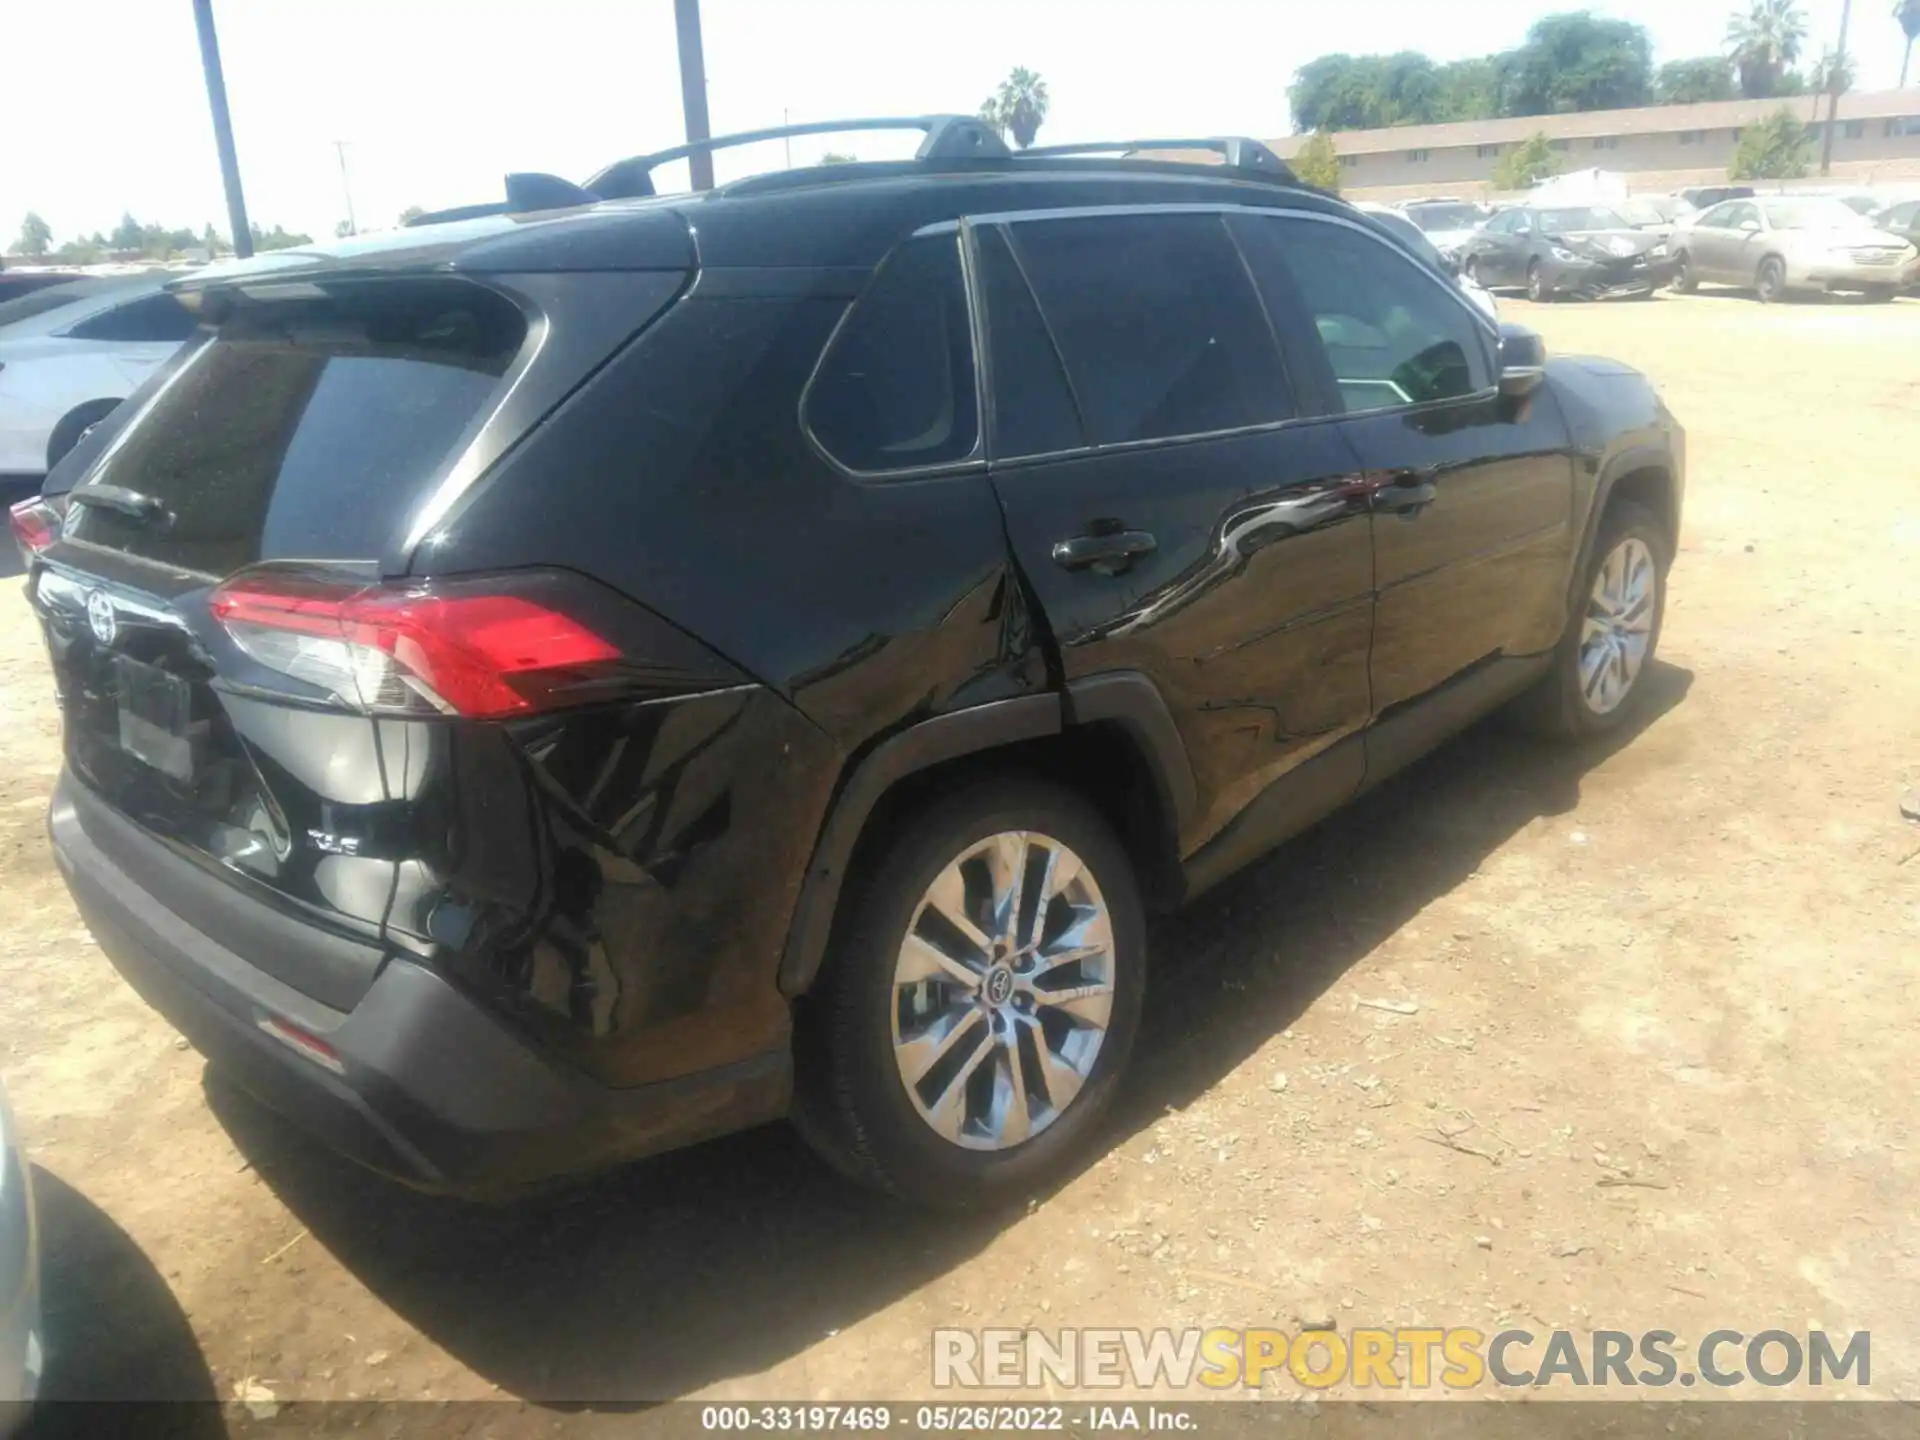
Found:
2,292 -> 1918,1420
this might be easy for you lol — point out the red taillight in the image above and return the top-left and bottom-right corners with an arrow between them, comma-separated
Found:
209,573 -> 622,718
8,496 -> 58,560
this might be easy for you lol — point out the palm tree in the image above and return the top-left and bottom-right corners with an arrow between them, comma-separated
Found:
1726,0 -> 1809,97
979,67 -> 1050,149
1812,46 -> 1856,94
1898,0 -> 1920,87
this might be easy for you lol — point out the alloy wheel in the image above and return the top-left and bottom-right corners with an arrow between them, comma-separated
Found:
1578,536 -> 1656,716
890,830 -> 1115,1151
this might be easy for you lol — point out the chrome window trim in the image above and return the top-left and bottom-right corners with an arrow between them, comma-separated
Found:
960,201 -> 1500,465
796,227 -> 988,484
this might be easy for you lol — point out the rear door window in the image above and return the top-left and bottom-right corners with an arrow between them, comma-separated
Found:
65,279 -> 526,576
972,223 -> 1085,460
1005,212 -> 1294,446
805,233 -> 979,473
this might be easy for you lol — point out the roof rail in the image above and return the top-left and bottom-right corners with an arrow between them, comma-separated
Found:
588,115 -> 1009,199
1018,137 -> 1298,183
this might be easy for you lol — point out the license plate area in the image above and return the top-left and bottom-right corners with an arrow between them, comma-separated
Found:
113,654 -> 202,781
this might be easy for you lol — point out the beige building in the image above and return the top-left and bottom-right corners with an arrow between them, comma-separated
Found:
1269,89 -> 1920,201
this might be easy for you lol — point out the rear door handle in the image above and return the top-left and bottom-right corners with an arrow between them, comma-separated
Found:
1051,529 -> 1157,575
1371,471 -> 1438,516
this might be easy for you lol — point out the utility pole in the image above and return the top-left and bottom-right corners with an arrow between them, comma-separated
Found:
333,141 -> 357,235
191,0 -> 253,257
1820,0 -> 1854,176
673,0 -> 715,190
784,108 -> 792,169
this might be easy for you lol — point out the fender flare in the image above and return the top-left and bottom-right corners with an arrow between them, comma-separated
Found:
775,673 -> 1199,996
777,694 -> 1062,996
1567,444 -> 1674,609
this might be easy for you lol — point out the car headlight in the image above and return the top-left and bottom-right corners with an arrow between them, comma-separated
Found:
1549,245 -> 1583,263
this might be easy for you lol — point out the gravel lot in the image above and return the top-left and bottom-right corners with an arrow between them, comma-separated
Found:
3,293 -> 1917,1420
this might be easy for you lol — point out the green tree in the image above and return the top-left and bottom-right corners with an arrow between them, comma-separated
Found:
979,67 -> 1049,148
333,219 -> 356,239
818,151 -> 858,164
1494,131 -> 1563,190
249,223 -> 315,252
1727,0 -> 1809,99
1503,12 -> 1654,115
200,223 -> 230,256
1656,56 -> 1738,103
15,213 -> 52,257
396,205 -> 427,227
1730,107 -> 1813,178
1810,47 -> 1855,96
1434,56 -> 1503,121
1292,132 -> 1342,191
1900,0 -> 1920,88
109,211 -> 145,251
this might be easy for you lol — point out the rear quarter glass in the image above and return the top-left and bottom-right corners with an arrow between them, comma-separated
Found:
62,278 -> 527,576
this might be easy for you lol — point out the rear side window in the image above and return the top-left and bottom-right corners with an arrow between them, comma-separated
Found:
1007,213 -> 1293,446
1235,215 -> 1490,414
67,279 -> 524,576
973,223 -> 1084,460
66,293 -> 199,344
806,234 -> 978,473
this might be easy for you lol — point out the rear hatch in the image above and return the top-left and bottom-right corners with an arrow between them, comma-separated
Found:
24,265 -> 685,1008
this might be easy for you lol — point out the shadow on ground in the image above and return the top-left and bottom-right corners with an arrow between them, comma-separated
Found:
24,1167 -> 222,1438
213,663 -> 1693,1405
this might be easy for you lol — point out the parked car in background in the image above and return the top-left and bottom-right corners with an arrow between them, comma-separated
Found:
1873,197 -> 1920,258
17,117 -> 1683,1208
1677,184 -> 1754,212
1395,199 -> 1492,258
1356,203 -> 1498,320
1670,196 -> 1919,302
1458,204 -> 1676,301
0,277 -> 198,483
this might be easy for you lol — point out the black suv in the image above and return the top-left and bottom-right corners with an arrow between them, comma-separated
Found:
14,118 -> 1683,1207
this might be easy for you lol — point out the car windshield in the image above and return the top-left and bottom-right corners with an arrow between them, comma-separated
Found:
1837,195 -> 1881,216
0,279 -> 114,333
1761,199 -> 1875,230
1405,203 -> 1486,232
1619,197 -> 1680,225
1535,207 -> 1629,232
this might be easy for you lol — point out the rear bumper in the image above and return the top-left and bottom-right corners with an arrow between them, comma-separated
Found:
48,771 -> 790,1198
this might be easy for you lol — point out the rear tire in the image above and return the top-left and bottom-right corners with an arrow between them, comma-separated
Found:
793,778 -> 1146,1208
1515,501 -> 1669,741
1670,251 -> 1697,293
1526,260 -> 1553,303
45,399 -> 121,471
1755,256 -> 1787,304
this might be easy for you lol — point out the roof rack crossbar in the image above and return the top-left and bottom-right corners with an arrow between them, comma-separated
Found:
1017,137 -> 1297,182
589,114 -> 1008,198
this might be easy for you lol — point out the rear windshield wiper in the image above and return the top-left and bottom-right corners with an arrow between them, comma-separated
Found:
69,485 -> 171,526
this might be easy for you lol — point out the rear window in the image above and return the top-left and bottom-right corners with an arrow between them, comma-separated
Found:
0,281 -> 112,331
65,280 -> 525,576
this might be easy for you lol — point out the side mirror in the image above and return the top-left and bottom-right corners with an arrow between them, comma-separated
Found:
1440,252 -> 1462,278
1498,325 -> 1546,400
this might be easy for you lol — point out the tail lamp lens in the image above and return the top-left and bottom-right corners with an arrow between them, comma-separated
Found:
8,497 -> 59,561
208,573 -> 622,718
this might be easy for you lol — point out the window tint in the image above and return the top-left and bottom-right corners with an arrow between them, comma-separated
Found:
806,234 -> 978,472
67,293 -> 199,344
973,224 -> 1084,459
68,280 -> 524,576
1236,216 -> 1490,415
1007,213 -> 1293,445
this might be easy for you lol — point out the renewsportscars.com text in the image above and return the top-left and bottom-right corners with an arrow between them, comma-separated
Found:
932,1327 -> 1870,1391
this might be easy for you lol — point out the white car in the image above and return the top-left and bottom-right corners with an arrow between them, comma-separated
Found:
0,278 -> 198,482
1355,203 -> 1499,322
1394,199 -> 1494,259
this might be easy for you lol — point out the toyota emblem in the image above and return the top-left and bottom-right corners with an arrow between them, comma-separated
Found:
86,592 -> 118,647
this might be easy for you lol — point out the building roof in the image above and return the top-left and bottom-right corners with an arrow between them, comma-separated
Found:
1270,88 -> 1920,158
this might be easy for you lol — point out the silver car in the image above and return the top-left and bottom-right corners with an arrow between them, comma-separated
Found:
1671,196 -> 1920,302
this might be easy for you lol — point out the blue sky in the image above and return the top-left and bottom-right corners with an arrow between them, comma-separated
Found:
6,0 -> 1905,246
